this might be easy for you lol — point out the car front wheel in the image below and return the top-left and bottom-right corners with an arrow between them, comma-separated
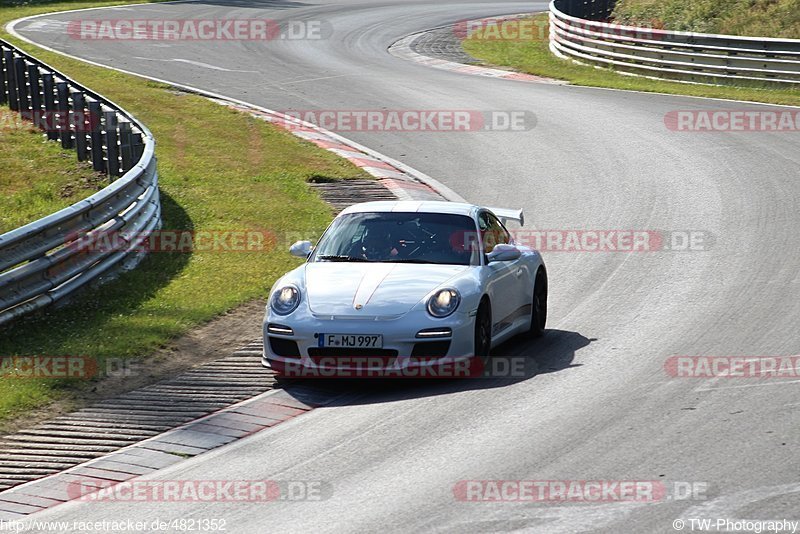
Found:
474,300 -> 492,364
528,270 -> 547,338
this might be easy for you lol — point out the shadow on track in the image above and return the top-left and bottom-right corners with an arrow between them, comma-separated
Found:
278,329 -> 594,407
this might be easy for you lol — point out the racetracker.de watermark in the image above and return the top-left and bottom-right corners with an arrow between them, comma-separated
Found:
1,110 -> 101,133
275,110 -> 536,132
456,229 -> 714,252
279,229 -> 713,254
665,110 -> 800,132
453,17 -> 549,41
67,230 -> 276,253
453,480 -> 707,502
271,356 -> 536,379
665,356 -> 800,378
67,19 -> 331,41
0,356 -> 95,379
453,17 -> 667,42
0,356 -> 144,380
66,479 -> 332,502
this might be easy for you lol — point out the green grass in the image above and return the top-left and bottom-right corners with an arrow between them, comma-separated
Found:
0,0 -> 367,428
612,0 -> 800,39
0,109 -> 108,234
462,14 -> 800,107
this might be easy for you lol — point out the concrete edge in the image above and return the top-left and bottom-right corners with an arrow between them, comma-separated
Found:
0,386 -> 340,519
386,14 -> 565,86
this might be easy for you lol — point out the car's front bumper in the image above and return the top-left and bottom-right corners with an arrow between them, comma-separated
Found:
261,309 -> 477,378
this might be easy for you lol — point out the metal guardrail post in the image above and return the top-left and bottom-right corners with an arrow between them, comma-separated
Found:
104,110 -> 120,177
27,63 -> 42,130
4,49 -> 17,111
71,91 -> 86,156
0,47 -> 7,106
88,100 -> 104,172
132,132 -> 144,162
119,121 -> 134,171
41,73 -> 58,141
14,57 -> 28,113
57,83 -> 73,149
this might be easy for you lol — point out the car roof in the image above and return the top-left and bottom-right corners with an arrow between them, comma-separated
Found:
338,201 -> 479,218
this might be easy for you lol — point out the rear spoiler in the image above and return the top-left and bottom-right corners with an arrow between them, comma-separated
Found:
487,207 -> 524,227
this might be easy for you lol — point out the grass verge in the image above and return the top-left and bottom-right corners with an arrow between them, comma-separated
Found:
461,14 -> 800,107
0,1 -> 368,430
0,108 -> 107,234
612,0 -> 800,39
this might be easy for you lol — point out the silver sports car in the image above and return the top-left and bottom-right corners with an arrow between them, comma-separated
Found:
262,201 -> 547,377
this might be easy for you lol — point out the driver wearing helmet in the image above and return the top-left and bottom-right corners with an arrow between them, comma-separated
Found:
360,227 -> 400,261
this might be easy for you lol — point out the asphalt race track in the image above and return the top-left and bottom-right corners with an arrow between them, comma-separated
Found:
12,1 -> 800,532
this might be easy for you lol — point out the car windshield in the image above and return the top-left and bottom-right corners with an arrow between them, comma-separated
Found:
312,212 -> 480,266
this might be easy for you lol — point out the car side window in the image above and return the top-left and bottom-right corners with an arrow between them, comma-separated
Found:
479,212 -> 510,253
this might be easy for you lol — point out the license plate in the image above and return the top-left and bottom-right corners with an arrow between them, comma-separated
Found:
319,334 -> 383,349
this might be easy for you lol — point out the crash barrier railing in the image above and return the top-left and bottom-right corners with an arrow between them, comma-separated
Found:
549,0 -> 800,85
0,38 -> 160,326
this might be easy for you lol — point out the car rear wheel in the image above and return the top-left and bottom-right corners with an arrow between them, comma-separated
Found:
528,270 -> 547,338
474,300 -> 492,364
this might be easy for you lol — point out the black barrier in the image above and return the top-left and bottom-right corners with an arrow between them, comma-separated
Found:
0,39 -> 148,179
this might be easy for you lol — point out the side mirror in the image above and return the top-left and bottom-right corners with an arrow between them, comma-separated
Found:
289,240 -> 313,258
487,243 -> 521,263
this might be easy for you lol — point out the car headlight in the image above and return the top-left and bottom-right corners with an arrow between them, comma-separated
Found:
427,288 -> 461,318
270,285 -> 301,315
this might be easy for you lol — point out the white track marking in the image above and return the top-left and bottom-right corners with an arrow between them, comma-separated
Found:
680,483 -> 800,519
695,379 -> 800,392
130,56 -> 259,72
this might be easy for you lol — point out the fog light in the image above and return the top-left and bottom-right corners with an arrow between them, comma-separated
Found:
268,324 -> 294,335
416,328 -> 453,338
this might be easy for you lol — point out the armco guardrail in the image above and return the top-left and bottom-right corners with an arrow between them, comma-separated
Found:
549,0 -> 800,85
0,39 -> 160,326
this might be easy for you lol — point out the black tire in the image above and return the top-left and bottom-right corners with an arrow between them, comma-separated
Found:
528,270 -> 548,338
474,299 -> 492,364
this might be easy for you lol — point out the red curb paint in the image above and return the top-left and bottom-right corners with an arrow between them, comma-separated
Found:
0,392 -> 323,517
349,157 -> 398,170
225,102 -> 448,202
13,488 -> 69,502
199,418 -> 266,432
0,494 -> 62,508
232,405 -> 299,421
250,401 -> 307,416
381,179 -> 435,191
69,468 -> 137,483
268,397 -> 314,410
58,474 -> 121,488
309,139 -> 354,151
0,502 -> 44,514
189,423 -> 253,438
503,73 -> 544,81
212,412 -> 283,426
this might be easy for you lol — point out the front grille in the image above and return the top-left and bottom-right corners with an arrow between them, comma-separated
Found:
307,348 -> 398,366
269,337 -> 301,358
410,341 -> 451,359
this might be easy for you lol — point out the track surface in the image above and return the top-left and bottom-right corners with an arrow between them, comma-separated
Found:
13,1 -> 800,532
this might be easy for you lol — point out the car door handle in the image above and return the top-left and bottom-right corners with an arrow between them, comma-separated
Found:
516,268 -> 523,277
